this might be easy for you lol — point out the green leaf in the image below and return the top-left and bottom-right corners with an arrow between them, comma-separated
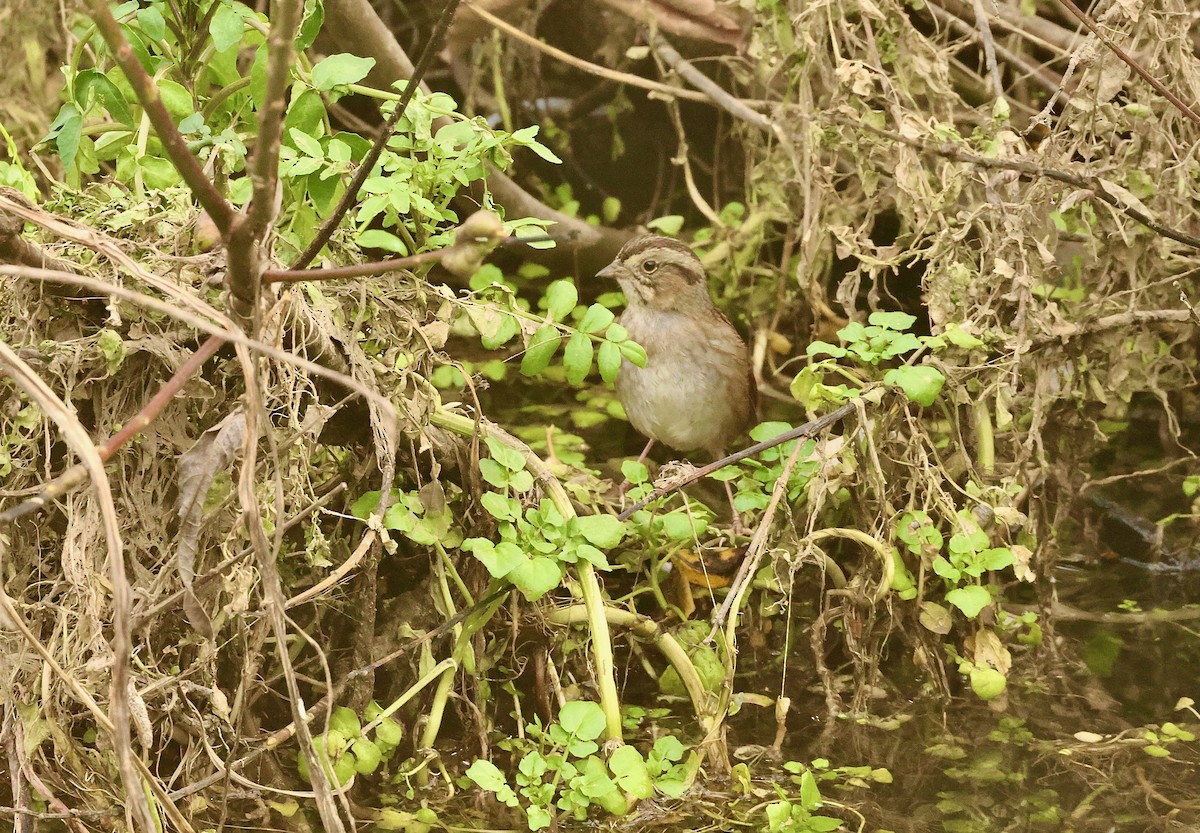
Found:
597,340 -> 622,384
806,340 -> 846,358
526,806 -> 551,830
511,556 -> 562,600
799,770 -> 823,810
867,311 -> 917,331
485,436 -> 527,472
474,540 -> 524,578
373,712 -> 403,747
49,104 -> 83,170
210,3 -> 245,52
950,512 -> 989,553
646,215 -> 684,235
156,80 -> 195,122
659,513 -> 707,540
609,746 -> 653,798
74,71 -> 133,127
465,759 -> 508,792
355,229 -> 407,254
542,280 -> 578,320
573,515 -> 625,548
602,196 -> 621,224
478,458 -> 509,488
311,53 -> 375,91
97,329 -> 125,374
617,339 -> 647,367
896,510 -> 943,553
289,127 -> 324,157
969,666 -> 1006,700
563,331 -> 594,385
558,701 -> 606,741
351,738 -> 382,774
980,547 -> 1015,571
883,365 -> 945,406
605,322 -> 628,342
329,706 -> 361,736
620,460 -> 648,484
941,323 -> 985,349
931,555 -> 960,581
520,324 -> 561,376
296,0 -> 325,51
579,304 -> 615,334
946,585 -> 992,618
137,5 -> 166,40
480,492 -> 518,521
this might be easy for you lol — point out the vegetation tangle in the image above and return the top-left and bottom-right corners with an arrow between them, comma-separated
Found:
0,0 -> 1197,831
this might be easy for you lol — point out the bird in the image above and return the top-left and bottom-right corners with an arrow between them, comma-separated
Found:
596,235 -> 757,532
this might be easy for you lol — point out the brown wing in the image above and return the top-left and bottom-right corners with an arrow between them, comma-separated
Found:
711,307 -> 758,440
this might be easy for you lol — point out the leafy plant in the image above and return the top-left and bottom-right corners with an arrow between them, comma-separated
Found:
793,311 -> 980,407
764,768 -> 845,833
464,701 -> 690,830
46,0 -> 559,259
296,703 -> 404,786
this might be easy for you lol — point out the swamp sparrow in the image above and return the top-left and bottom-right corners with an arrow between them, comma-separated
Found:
597,235 -> 757,529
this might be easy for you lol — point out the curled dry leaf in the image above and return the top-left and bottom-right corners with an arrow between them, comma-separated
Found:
175,409 -> 249,638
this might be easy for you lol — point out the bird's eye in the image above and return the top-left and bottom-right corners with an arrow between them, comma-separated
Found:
641,259 -> 658,274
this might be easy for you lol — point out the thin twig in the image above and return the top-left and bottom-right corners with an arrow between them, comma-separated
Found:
463,1 -> 711,104
971,0 -> 1004,100
0,336 -> 223,522
0,265 -> 399,429
652,40 -> 775,132
0,345 -> 182,833
234,345 -> 348,833
263,230 -> 549,283
618,402 -> 858,521
709,424 -> 811,637
1027,309 -> 1193,349
0,199 -> 79,275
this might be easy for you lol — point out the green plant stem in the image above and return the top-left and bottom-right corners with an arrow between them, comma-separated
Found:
429,408 -> 624,742
417,591 -> 508,781
546,605 -> 718,731
973,399 -> 995,474
365,658 -> 457,735
804,528 -> 895,601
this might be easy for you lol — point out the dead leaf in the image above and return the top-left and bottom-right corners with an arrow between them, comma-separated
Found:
176,409 -> 248,638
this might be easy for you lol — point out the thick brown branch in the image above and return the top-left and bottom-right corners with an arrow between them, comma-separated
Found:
225,0 -> 304,331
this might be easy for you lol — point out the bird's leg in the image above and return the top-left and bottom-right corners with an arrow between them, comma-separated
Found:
619,439 -> 656,501
723,478 -> 748,538
712,447 -> 747,537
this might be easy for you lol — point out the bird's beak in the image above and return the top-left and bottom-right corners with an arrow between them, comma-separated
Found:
596,261 -> 623,281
